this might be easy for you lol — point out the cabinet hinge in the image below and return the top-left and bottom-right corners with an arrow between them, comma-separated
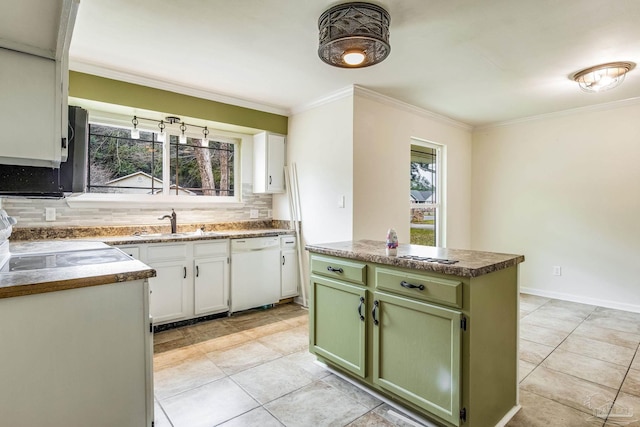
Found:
461,316 -> 467,331
227,257 -> 230,264
460,408 -> 467,422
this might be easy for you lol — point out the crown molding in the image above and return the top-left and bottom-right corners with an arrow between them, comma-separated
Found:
475,96 -> 640,131
69,60 -> 290,117
353,85 -> 473,131
290,86 -> 355,115
291,84 -> 473,131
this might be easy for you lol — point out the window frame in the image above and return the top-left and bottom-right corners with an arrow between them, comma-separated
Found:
68,111 -> 244,208
410,138 -> 446,247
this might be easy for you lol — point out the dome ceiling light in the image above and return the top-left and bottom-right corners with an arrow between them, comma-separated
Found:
572,62 -> 636,93
318,2 -> 390,68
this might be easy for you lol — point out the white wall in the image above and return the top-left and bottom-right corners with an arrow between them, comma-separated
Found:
472,102 -> 640,311
273,95 -> 354,246
353,91 -> 473,248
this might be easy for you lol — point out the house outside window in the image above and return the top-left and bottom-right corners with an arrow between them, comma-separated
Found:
87,122 -> 236,198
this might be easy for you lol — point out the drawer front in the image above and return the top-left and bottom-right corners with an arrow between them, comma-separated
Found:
311,255 -> 366,286
280,236 -> 296,249
194,241 -> 228,258
375,267 -> 462,308
147,244 -> 188,262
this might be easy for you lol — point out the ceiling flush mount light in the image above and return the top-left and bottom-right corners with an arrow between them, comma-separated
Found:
318,2 -> 390,68
572,62 -> 636,93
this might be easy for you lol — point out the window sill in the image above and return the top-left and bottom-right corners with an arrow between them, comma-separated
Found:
65,193 -> 245,209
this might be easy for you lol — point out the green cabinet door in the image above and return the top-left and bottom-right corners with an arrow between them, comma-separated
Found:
310,274 -> 367,378
372,291 -> 462,426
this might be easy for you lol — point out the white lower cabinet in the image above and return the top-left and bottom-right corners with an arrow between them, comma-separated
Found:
149,260 -> 189,323
280,236 -> 299,298
118,240 -> 230,325
194,241 -> 229,316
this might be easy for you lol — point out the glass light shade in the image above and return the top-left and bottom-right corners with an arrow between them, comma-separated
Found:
157,131 -> 166,143
343,50 -> 366,65
179,134 -> 187,144
130,127 -> 140,139
573,62 -> 635,93
201,138 -> 209,147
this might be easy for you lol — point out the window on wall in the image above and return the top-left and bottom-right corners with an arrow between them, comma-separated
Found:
87,123 -> 236,197
410,141 -> 444,247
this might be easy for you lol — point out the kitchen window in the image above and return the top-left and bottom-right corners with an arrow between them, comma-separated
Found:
87,123 -> 236,197
410,140 -> 444,246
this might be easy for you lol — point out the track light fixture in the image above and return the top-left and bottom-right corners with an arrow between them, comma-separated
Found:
131,115 -> 212,145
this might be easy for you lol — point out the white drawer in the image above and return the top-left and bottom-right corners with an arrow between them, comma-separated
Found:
280,235 -> 296,249
147,243 -> 187,262
193,241 -> 228,258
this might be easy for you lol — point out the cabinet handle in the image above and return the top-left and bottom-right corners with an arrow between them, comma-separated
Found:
357,296 -> 365,321
371,300 -> 379,325
282,255 -> 285,266
269,175 -> 272,185
196,265 -> 199,277
400,281 -> 425,291
327,266 -> 344,273
183,267 -> 187,279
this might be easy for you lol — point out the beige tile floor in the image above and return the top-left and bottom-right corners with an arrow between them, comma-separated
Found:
153,296 -> 640,427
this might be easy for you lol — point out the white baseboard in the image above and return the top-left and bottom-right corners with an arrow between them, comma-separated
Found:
521,287 -> 640,313
495,405 -> 521,427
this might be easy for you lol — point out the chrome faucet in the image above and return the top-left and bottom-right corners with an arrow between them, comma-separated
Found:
159,209 -> 177,234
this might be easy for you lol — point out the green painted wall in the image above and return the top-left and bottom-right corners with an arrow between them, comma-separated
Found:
68,71 -> 288,134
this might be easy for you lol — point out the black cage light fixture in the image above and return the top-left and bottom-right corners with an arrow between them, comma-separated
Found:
318,2 -> 390,68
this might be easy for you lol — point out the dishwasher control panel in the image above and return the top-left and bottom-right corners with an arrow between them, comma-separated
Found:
231,236 -> 280,251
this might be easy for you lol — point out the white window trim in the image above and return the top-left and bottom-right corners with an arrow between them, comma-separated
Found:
78,110 -> 244,207
411,138 -> 446,247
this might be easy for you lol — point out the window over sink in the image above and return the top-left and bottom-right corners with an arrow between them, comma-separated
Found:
87,121 -> 237,198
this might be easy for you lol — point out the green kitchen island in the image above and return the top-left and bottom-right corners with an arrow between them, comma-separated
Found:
306,240 -> 525,427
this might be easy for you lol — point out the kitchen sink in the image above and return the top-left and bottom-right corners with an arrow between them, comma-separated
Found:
133,232 -> 190,238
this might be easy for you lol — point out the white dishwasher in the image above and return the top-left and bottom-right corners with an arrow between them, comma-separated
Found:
230,236 -> 281,313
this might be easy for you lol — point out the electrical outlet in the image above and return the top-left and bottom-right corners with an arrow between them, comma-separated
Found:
45,207 -> 56,221
553,266 -> 562,276
250,209 -> 259,219
267,209 -> 273,218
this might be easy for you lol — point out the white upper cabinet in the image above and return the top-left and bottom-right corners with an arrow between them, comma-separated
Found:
253,131 -> 286,193
0,0 -> 79,168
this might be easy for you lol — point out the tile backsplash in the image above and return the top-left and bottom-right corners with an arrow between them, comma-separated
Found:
1,184 -> 272,228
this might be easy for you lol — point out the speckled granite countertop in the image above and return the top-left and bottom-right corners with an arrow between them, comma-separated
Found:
306,240 -> 525,278
97,228 -> 294,246
1,241 -> 155,299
